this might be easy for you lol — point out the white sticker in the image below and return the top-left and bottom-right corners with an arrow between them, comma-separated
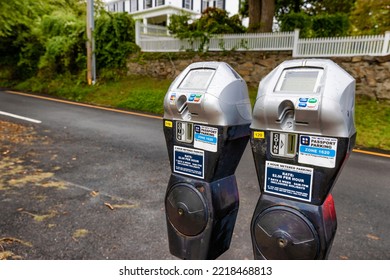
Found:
174,146 -> 204,179
265,161 -> 313,202
193,125 -> 218,152
298,135 -> 338,168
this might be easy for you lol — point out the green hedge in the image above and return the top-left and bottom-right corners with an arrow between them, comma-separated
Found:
280,12 -> 350,38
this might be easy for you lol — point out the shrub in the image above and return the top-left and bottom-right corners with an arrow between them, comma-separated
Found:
95,12 -> 140,69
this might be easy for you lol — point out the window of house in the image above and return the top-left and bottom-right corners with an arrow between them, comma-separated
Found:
202,0 -> 225,12
130,0 -> 138,12
144,0 -> 152,9
156,0 -> 165,6
183,0 -> 193,10
216,0 -> 225,10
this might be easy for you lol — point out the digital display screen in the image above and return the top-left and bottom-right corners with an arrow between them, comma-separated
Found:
179,69 -> 215,90
278,70 -> 321,92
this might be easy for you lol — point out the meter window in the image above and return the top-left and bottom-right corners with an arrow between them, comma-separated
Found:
277,70 -> 322,92
179,69 -> 215,90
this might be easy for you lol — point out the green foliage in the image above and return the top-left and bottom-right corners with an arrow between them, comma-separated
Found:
280,12 -> 350,37
312,13 -> 350,37
276,0 -> 356,18
239,0 -> 249,18
355,96 -> 390,150
117,88 -> 166,115
168,8 -> 246,51
197,8 -> 246,34
168,13 -> 193,38
275,0 -> 303,18
0,0 -> 136,83
95,12 -> 139,69
309,0 -> 356,15
279,12 -> 312,37
38,11 -> 86,77
83,75 -> 171,115
0,0 -> 44,37
15,74 -> 91,101
350,0 -> 390,35
16,27 -> 46,80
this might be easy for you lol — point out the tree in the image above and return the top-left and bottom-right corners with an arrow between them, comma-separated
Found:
0,0 -> 134,82
350,0 -> 390,35
277,0 -> 354,37
0,0 -> 45,37
308,0 -> 356,15
168,8 -> 246,50
275,0 -> 303,19
275,0 -> 355,19
95,12 -> 139,69
248,0 -> 275,32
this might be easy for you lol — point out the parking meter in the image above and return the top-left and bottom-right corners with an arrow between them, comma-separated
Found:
250,59 -> 356,259
163,62 -> 252,259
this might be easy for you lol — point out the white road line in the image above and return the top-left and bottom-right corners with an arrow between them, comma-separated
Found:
0,110 -> 42,124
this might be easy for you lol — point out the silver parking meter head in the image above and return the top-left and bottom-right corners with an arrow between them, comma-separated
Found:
251,59 -> 356,138
164,61 -> 252,126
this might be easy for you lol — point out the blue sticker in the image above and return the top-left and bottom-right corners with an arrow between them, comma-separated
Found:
299,146 -> 336,157
194,125 -> 218,152
265,161 -> 313,202
174,146 -> 204,179
195,134 -> 217,144
298,135 -> 338,168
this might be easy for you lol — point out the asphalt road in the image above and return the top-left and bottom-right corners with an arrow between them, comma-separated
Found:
0,90 -> 389,260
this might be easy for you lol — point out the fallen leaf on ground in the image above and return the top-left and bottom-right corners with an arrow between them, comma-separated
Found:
72,229 -> 89,240
104,202 -> 114,210
111,203 -> 138,209
366,234 -> 380,240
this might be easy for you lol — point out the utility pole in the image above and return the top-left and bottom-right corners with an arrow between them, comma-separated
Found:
86,0 -> 96,85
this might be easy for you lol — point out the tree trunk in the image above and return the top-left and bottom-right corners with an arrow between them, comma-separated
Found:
248,0 -> 262,32
260,0 -> 275,32
248,0 -> 275,33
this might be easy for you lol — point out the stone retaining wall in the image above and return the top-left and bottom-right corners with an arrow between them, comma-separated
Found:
127,52 -> 390,100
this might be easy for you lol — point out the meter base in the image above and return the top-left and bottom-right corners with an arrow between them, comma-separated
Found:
165,173 -> 239,260
251,193 -> 337,260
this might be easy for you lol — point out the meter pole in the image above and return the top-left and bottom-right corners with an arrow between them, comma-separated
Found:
86,0 -> 96,85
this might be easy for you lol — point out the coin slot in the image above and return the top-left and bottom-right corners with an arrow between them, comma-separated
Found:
186,123 -> 193,142
287,133 -> 297,155
176,121 -> 193,143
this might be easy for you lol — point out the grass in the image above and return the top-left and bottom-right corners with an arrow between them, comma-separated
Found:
354,97 -> 390,151
3,74 -> 390,151
83,77 -> 170,115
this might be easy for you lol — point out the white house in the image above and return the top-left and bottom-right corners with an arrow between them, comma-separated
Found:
104,0 -> 241,26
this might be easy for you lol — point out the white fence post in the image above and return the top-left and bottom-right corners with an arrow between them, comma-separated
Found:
382,31 -> 390,55
135,20 -> 141,46
292,29 -> 300,57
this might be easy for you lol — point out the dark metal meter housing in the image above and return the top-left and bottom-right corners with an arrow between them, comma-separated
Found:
163,62 -> 252,259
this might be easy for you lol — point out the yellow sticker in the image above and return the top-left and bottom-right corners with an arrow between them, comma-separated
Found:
164,120 -> 173,128
253,131 -> 265,139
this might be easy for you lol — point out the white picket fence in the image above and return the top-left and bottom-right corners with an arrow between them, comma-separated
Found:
294,34 -> 390,57
135,22 -> 390,57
